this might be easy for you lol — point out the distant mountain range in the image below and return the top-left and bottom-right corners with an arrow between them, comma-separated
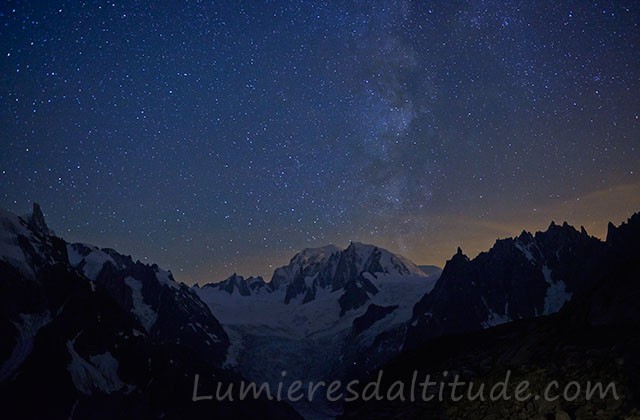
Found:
1,203 -> 639,418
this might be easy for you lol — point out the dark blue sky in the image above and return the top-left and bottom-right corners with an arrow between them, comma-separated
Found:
2,0 -> 639,283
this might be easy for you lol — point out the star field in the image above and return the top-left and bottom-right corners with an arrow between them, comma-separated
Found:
1,1 -> 639,283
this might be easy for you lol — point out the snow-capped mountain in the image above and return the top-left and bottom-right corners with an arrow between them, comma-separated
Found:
198,242 -> 432,311
0,205 -> 298,419
193,242 -> 438,418
194,242 -> 437,333
404,220 -> 606,349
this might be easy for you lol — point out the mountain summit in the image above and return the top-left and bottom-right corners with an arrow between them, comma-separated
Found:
26,202 -> 53,236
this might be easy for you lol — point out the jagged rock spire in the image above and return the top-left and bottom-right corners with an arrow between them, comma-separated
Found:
28,202 -> 52,236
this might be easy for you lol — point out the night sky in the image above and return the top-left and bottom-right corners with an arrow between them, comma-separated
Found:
1,1 -> 639,283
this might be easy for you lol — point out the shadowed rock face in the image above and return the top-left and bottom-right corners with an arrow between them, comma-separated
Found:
352,304 -> 398,336
0,206 -> 300,419
405,221 -> 607,349
27,203 -> 52,236
341,213 -> 640,420
338,274 -> 380,317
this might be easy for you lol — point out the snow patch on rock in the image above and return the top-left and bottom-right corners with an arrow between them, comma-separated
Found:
542,265 -> 572,314
125,277 -> 157,332
66,339 -> 129,395
0,312 -> 51,382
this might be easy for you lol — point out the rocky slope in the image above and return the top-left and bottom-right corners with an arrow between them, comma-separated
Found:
341,213 -> 640,419
405,221 -> 605,349
0,204 -> 298,419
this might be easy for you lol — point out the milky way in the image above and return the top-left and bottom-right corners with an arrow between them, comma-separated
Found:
1,1 -> 639,282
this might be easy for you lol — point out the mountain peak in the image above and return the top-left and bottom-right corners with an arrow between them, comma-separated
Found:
346,241 -> 371,252
449,247 -> 470,265
517,230 -> 534,242
297,244 -> 340,259
204,273 -> 255,296
27,202 -> 53,236
607,221 -> 617,241
294,244 -> 340,263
